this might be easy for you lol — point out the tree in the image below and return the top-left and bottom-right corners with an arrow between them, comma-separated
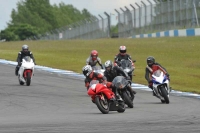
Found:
4,0 -> 94,41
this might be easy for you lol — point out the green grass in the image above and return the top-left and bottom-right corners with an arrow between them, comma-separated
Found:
0,37 -> 200,94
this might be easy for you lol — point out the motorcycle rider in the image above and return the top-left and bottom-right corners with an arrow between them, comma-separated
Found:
104,60 -> 136,99
145,56 -> 170,96
114,46 -> 134,66
82,65 -> 107,91
83,64 -> 125,103
86,50 -> 103,69
15,44 -> 35,76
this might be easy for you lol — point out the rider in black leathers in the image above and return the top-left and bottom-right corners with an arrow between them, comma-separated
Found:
104,60 -> 129,82
104,60 -> 136,96
15,44 -> 35,76
114,46 -> 133,66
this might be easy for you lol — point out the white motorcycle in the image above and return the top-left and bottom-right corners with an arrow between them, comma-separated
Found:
152,70 -> 170,104
18,56 -> 35,86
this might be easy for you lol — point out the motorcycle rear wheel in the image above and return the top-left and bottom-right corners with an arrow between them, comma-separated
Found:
95,95 -> 109,114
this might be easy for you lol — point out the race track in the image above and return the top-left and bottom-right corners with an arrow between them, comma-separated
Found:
0,64 -> 200,133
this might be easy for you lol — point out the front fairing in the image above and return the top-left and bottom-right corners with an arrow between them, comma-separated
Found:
21,56 -> 35,69
152,70 -> 170,95
87,80 -> 114,99
152,70 -> 167,85
18,56 -> 35,82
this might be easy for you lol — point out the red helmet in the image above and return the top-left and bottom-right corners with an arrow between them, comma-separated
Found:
119,46 -> 126,55
91,50 -> 98,61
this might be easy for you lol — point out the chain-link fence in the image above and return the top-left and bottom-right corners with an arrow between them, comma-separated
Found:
39,0 -> 200,40
39,16 -> 109,40
117,0 -> 200,38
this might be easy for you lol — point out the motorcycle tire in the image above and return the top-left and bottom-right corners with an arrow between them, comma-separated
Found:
122,91 -> 133,108
160,87 -> 170,104
26,72 -> 31,86
95,95 -> 109,114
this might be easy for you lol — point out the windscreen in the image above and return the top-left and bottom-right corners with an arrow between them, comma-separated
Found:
23,56 -> 31,62
112,76 -> 128,89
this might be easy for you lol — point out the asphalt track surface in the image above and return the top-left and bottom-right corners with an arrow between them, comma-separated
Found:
0,64 -> 200,133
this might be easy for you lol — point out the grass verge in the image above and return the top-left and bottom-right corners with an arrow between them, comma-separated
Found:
0,37 -> 200,94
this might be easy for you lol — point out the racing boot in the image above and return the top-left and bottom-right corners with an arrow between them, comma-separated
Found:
15,67 -> 19,76
115,94 -> 124,106
127,85 -> 136,101
152,91 -> 156,96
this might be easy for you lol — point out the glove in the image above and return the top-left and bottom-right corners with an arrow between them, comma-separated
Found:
165,73 -> 170,81
166,73 -> 170,77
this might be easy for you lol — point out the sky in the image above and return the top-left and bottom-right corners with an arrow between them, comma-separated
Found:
0,0 -> 155,31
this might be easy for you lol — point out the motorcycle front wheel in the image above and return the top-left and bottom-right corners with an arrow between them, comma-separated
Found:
95,95 -> 109,114
160,87 -> 170,104
122,91 -> 133,108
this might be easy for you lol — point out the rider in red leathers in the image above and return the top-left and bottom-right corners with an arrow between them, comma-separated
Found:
82,65 -> 107,91
145,56 -> 170,96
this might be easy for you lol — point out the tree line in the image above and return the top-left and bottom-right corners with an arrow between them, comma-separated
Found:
0,0 -> 94,41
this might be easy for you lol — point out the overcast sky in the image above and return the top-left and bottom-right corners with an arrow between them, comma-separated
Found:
0,0 -> 155,31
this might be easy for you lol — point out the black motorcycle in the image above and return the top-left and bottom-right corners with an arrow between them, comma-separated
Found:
117,59 -> 136,81
112,76 -> 134,108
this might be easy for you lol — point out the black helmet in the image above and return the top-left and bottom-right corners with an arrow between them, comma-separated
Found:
147,56 -> 155,67
22,44 -> 29,53
104,60 -> 113,72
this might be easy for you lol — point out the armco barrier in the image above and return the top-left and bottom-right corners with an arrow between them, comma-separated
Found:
132,28 -> 200,38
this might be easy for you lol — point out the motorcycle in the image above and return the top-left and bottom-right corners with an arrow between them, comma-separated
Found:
152,70 -> 170,104
116,59 -> 136,81
18,56 -> 35,86
87,80 -> 126,114
112,76 -> 134,108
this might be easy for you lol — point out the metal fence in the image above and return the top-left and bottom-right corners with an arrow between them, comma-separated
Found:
39,16 -> 110,40
117,0 -> 200,38
39,0 -> 200,40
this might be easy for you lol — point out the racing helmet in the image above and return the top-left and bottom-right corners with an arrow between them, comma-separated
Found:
147,56 -> 155,67
119,46 -> 126,55
22,44 -> 29,53
91,50 -> 98,61
82,65 -> 92,77
104,60 -> 113,72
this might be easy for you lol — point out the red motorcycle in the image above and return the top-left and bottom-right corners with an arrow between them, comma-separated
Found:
87,80 -> 126,114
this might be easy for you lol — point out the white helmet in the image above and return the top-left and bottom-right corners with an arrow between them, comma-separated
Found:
82,65 -> 92,76
119,46 -> 126,54
105,60 -> 113,72
105,60 -> 113,68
